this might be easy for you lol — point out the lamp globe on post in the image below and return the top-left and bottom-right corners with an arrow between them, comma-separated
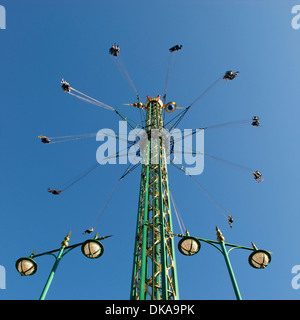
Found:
178,231 -> 201,256
248,242 -> 271,269
81,238 -> 104,259
16,256 -> 38,276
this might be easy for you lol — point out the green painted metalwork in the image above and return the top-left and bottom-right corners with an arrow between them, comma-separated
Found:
130,97 -> 179,300
174,228 -> 266,300
39,245 -> 65,300
219,239 -> 242,300
16,233 -> 111,300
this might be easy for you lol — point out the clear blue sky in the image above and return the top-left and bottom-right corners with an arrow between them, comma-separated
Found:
1,0 -> 300,300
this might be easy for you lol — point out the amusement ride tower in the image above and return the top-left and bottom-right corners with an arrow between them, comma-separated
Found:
130,96 -> 179,300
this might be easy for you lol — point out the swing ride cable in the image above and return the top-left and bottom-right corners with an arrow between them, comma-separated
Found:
170,161 -> 230,220
202,119 -> 250,131
111,53 -> 140,102
165,119 -> 252,154
59,162 -> 100,192
163,44 -> 183,104
48,133 -> 96,140
69,91 -> 115,111
163,52 -> 174,104
174,149 -> 254,173
113,106 -> 142,132
164,118 -> 251,157
55,141 -> 138,192
49,137 -> 92,144
162,50 -> 182,123
46,124 -> 147,193
45,131 -> 137,146
91,161 -> 142,230
109,48 -> 148,128
164,106 -> 190,131
109,53 -> 146,129
139,106 -> 146,128
65,83 -> 141,131
163,76 -> 223,131
169,188 -> 186,235
91,178 -> 122,230
119,162 -> 141,180
48,134 -> 96,144
71,87 -> 114,106
166,119 -> 254,173
189,76 -> 223,109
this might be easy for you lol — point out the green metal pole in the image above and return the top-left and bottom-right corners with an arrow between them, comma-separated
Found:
139,112 -> 151,300
130,164 -> 146,300
158,151 -> 167,300
139,162 -> 150,300
39,245 -> 65,300
219,240 -> 242,300
163,162 -> 179,299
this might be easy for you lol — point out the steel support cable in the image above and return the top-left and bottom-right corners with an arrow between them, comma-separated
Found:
56,143 -> 136,192
167,119 -> 251,149
92,178 -> 122,229
68,86 -> 141,131
164,76 -> 223,131
59,163 -> 100,192
167,120 -> 253,174
70,87 -> 113,106
172,119 -> 250,136
48,133 -> 141,145
173,149 -> 253,173
92,161 -> 142,229
189,175 -> 230,219
110,56 -> 145,128
48,134 -> 96,144
49,137 -> 91,144
189,76 -> 222,108
202,119 -> 249,131
114,55 -> 137,94
69,91 -> 115,111
163,52 -> 175,104
164,106 -> 190,131
49,133 -> 96,139
47,132 -> 136,145
111,54 -> 140,101
119,162 -> 141,180
170,161 -> 230,219
138,107 -> 146,128
169,129 -> 253,172
169,188 -> 186,235
162,107 -> 166,125
113,108 -> 142,131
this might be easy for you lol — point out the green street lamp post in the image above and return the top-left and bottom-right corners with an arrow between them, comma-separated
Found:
176,227 -> 271,300
16,231 -> 111,300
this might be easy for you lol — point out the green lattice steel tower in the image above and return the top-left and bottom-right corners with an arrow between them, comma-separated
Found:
130,96 -> 179,300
